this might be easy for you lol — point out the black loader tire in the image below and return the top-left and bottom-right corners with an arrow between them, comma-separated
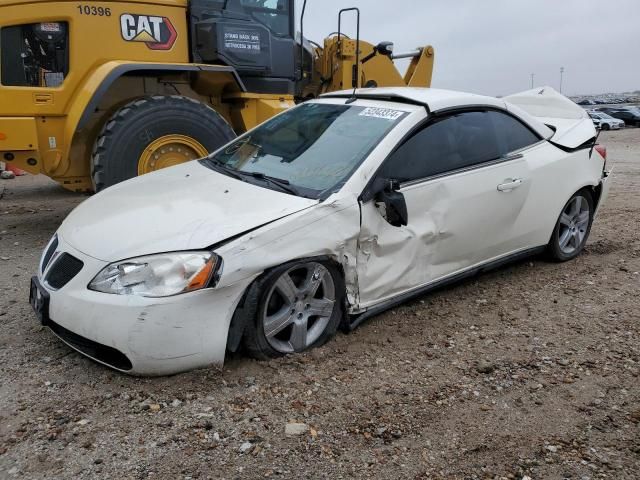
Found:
91,95 -> 235,191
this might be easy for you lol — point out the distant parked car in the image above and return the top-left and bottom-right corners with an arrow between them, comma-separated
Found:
588,112 -> 624,130
599,107 -> 640,127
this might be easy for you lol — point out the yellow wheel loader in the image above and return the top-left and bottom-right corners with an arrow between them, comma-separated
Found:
0,0 -> 434,192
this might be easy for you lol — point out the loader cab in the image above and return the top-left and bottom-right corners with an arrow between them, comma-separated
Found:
190,0 -> 307,95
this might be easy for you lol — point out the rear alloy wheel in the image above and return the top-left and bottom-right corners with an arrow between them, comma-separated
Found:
243,261 -> 344,359
547,190 -> 594,261
91,95 -> 235,191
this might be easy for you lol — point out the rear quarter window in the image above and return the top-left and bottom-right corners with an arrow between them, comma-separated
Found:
489,110 -> 541,154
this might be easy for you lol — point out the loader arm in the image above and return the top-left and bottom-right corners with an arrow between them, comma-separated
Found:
305,36 -> 434,97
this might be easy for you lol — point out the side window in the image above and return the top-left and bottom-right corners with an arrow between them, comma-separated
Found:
379,116 -> 457,182
380,111 -> 501,183
489,111 -> 541,154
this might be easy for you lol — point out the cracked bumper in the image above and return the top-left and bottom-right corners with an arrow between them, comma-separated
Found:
37,236 -> 249,376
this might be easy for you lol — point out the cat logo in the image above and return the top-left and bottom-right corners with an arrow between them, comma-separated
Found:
120,14 -> 177,50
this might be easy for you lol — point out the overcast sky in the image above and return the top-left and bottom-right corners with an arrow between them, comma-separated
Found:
296,0 -> 639,96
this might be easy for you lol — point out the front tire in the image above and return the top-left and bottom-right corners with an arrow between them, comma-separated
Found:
243,260 -> 345,360
91,95 -> 236,191
547,190 -> 594,262
601,123 -> 610,131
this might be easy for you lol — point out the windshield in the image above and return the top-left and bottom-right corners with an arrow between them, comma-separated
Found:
203,103 -> 408,198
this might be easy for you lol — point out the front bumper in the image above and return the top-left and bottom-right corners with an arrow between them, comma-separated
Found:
34,236 -> 250,375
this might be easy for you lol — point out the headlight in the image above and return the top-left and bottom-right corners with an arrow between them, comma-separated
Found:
88,251 -> 221,297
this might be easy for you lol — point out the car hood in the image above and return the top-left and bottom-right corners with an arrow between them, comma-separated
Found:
58,162 -> 317,262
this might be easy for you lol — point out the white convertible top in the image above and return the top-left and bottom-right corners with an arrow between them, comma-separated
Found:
323,87 -> 555,141
504,87 -> 595,148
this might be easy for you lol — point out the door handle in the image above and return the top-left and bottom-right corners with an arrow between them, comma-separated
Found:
497,178 -> 524,192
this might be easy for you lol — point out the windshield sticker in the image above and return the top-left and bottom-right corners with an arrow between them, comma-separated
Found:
358,107 -> 404,121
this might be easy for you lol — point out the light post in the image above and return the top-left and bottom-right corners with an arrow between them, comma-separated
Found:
560,67 -> 565,93
530,73 -> 535,89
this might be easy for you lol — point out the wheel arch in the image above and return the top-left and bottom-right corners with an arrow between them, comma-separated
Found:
225,255 -> 348,353
546,183 -> 599,245
74,63 -> 246,132
60,62 -> 245,181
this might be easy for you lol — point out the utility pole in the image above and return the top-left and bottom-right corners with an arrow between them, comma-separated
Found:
560,67 -> 565,93
530,73 -> 535,89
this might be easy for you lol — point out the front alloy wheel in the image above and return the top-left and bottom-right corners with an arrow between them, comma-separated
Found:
243,261 -> 344,359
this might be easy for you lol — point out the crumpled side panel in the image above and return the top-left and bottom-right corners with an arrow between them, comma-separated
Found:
356,158 -> 532,309
217,195 -> 362,307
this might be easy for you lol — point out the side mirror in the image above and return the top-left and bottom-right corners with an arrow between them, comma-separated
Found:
373,178 -> 408,227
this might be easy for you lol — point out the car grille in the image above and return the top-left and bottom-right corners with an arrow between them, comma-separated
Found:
41,235 -> 59,274
45,253 -> 84,289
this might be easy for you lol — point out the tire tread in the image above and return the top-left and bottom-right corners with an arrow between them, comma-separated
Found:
91,95 -> 234,191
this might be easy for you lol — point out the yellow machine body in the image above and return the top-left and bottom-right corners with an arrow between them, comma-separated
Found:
0,1 -> 434,191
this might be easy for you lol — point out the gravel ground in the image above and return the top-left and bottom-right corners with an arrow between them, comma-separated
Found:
0,129 -> 639,479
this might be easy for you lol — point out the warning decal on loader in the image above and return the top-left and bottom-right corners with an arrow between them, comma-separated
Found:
120,14 -> 177,50
223,28 -> 262,54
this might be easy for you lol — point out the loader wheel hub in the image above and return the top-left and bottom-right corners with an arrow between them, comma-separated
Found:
138,135 -> 209,175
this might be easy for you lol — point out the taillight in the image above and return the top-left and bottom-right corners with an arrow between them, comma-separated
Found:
594,144 -> 607,169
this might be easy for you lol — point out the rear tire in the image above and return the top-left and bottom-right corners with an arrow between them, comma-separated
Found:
601,123 -> 610,130
547,190 -> 594,262
91,95 -> 235,191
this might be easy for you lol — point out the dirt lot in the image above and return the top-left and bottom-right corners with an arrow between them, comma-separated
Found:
0,129 -> 638,479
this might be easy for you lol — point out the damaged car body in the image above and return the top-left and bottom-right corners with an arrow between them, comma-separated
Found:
30,87 -> 612,375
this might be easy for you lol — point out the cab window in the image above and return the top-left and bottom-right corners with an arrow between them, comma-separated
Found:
240,0 -> 291,37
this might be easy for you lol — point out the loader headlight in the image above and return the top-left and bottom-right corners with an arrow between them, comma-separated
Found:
89,252 -> 221,297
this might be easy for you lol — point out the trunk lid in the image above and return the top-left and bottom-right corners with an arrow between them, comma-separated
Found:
505,87 -> 596,149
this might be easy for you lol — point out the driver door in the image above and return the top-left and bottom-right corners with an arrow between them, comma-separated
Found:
356,110 -> 536,309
